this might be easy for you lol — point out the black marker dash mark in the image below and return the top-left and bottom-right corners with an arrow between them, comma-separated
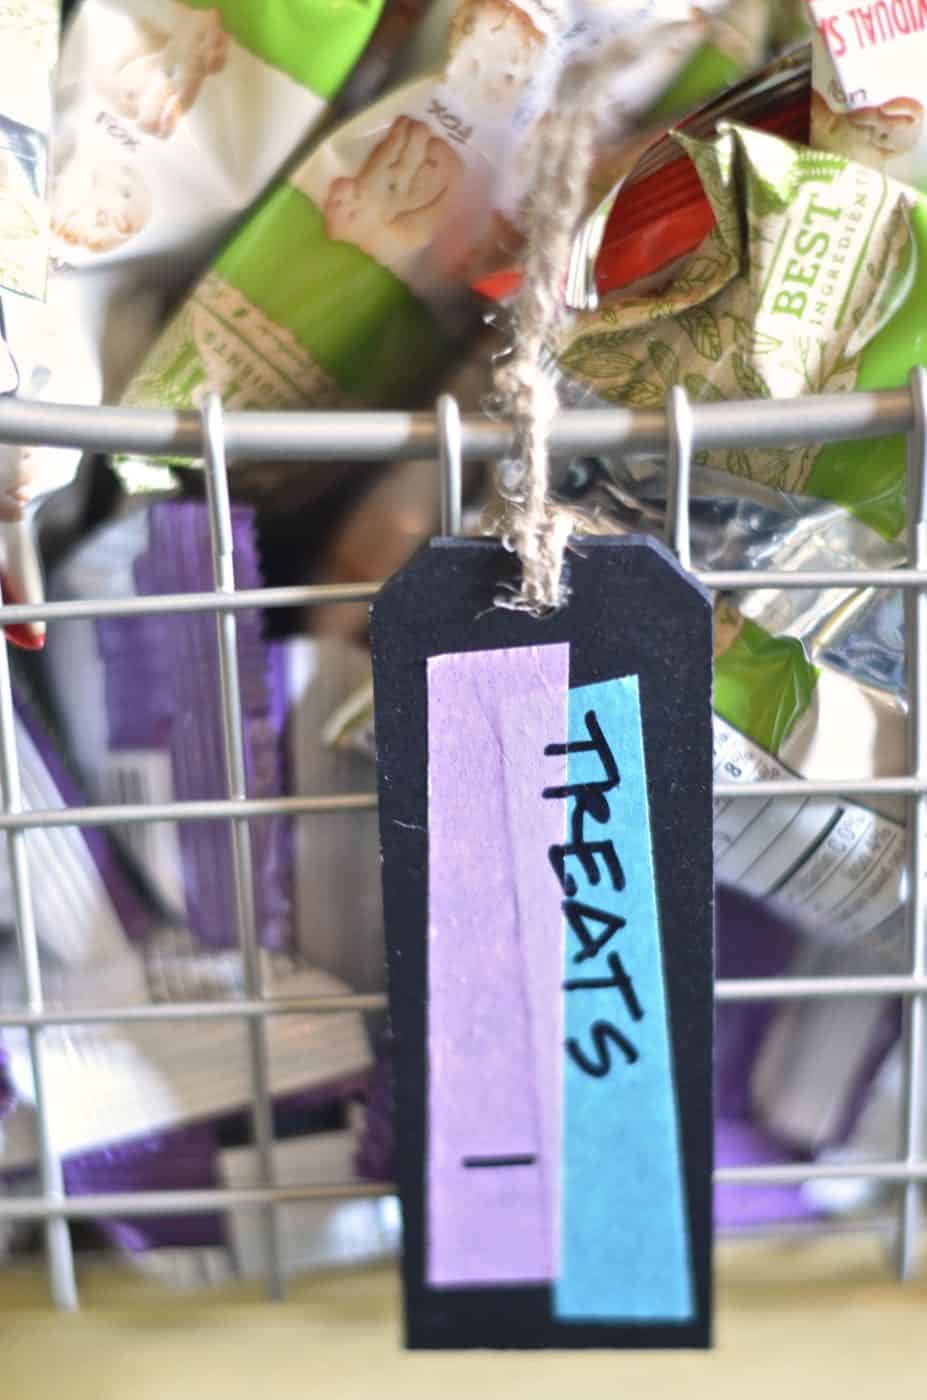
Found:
461,1154 -> 538,1170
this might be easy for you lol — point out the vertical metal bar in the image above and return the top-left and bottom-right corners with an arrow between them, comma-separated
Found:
665,386 -> 694,571
437,394 -> 463,536
897,365 -> 927,1280
0,591 -> 77,1308
201,393 -> 283,1300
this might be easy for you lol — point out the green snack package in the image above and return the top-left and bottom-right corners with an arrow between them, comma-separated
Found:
118,0 -> 749,489
559,123 -> 927,541
53,0 -> 388,283
51,0 -> 390,400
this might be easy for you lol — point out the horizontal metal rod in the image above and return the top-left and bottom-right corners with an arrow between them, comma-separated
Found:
0,793 -> 378,831
715,976 -> 927,1002
0,1211 -> 899,1246
0,571 -> 922,634
0,978 -> 917,1029
0,568 -> 912,635
717,1216 -> 897,1243
0,992 -> 389,1027
715,777 -> 919,799
0,1159 -> 923,1221
0,390 -> 914,461
0,568 -> 918,635
0,1182 -> 395,1221
1,780 -> 913,832
702,569 -> 927,590
715,1161 -> 927,1186
0,583 -> 377,628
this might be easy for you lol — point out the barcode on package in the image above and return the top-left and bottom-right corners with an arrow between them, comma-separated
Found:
713,717 -> 904,938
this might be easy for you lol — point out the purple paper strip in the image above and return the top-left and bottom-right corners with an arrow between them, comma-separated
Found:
426,643 -> 568,1287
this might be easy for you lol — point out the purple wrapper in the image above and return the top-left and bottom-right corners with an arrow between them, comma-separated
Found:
63,1074 -> 370,1252
715,1119 -> 815,1229
714,886 -> 819,1226
97,503 -> 290,949
715,883 -> 798,1121
64,1124 -> 223,1251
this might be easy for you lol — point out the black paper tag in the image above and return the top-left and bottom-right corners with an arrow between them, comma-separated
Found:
371,535 -> 714,1350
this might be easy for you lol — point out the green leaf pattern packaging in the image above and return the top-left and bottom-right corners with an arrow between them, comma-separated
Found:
559,123 -> 927,541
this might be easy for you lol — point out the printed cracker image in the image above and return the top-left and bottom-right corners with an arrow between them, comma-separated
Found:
446,0 -> 545,110
324,116 -> 465,262
99,4 -> 229,139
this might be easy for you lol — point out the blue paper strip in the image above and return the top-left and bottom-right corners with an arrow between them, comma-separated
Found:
553,675 -> 695,1322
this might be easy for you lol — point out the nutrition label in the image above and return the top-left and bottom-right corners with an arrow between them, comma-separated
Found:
713,717 -> 905,938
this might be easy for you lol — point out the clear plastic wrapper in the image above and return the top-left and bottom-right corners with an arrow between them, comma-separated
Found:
552,450 -> 911,948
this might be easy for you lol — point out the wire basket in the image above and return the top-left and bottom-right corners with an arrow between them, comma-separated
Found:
0,377 -> 923,1309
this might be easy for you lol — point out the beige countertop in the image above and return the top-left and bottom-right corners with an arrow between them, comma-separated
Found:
1,1236 -> 925,1399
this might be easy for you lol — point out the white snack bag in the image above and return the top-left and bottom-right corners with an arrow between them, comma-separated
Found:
809,0 -> 927,190
118,0 -> 732,483
0,0 -> 385,647
0,0 -> 58,308
52,0 -> 387,299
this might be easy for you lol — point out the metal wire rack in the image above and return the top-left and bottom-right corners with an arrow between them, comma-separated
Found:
0,374 -> 924,1311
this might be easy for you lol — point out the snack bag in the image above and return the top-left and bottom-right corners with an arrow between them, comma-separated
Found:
0,684 -> 158,966
0,2 -> 86,649
0,0 -> 57,307
47,502 -> 292,950
0,1 -> 389,648
52,0 -> 387,288
116,0 -> 731,490
712,594 -> 906,943
750,932 -> 902,1152
1,0 -> 59,387
809,0 -> 927,192
558,122 -> 927,542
